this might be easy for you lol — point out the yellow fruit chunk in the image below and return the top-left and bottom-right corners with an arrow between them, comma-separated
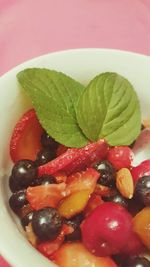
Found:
53,242 -> 117,267
25,223 -> 38,247
133,207 -> 150,249
116,168 -> 134,199
58,190 -> 91,219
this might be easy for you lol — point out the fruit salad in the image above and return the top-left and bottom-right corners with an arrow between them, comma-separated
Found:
8,69 -> 150,267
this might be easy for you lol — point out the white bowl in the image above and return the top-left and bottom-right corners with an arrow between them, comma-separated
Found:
0,48 -> 150,267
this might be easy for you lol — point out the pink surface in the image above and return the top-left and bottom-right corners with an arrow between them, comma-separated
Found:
0,0 -> 150,266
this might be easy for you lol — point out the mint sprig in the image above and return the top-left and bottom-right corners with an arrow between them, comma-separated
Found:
17,68 -> 88,148
76,72 -> 141,146
17,69 -> 141,148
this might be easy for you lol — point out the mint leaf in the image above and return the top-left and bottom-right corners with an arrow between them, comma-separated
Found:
17,68 -> 88,148
76,72 -> 141,146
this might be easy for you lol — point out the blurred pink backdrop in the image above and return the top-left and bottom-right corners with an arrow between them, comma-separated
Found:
0,0 -> 150,266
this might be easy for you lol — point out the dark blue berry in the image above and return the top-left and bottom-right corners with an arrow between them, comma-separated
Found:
32,207 -> 62,241
94,160 -> 116,187
32,174 -> 57,186
10,160 -> 37,192
64,214 -> 83,241
124,257 -> 150,267
41,132 -> 58,149
35,147 -> 56,166
9,190 -> 28,213
134,176 -> 150,206
104,193 -> 128,208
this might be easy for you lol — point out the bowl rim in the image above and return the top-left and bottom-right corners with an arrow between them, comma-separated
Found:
0,48 -> 150,267
1,47 -> 150,80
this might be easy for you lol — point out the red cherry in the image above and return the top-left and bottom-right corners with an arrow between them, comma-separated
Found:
107,146 -> 133,170
81,202 -> 132,257
131,159 -> 150,183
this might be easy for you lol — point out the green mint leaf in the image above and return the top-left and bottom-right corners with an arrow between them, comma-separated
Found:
17,68 -> 88,148
76,72 -> 141,146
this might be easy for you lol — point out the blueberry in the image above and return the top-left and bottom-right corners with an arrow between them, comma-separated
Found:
32,207 -> 62,241
35,148 -> 56,166
134,176 -> 150,206
64,214 -> 83,241
9,190 -> 28,213
10,160 -> 37,192
32,174 -> 57,186
112,254 -> 127,266
41,132 -> 58,149
94,160 -> 116,187
21,211 -> 35,229
124,257 -> 150,267
9,174 -> 20,193
104,193 -> 128,208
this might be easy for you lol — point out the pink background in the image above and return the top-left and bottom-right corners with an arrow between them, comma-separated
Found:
0,0 -> 150,265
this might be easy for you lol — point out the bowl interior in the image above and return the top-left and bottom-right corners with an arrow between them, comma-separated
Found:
0,49 -> 150,267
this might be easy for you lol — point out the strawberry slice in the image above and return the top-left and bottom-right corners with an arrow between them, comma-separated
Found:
53,242 -> 117,267
37,232 -> 64,259
37,224 -> 72,259
66,168 -> 99,195
26,183 -> 66,210
10,109 -> 43,162
38,139 -> 108,176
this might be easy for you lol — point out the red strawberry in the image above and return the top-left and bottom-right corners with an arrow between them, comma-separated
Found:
10,109 -> 43,162
37,233 -> 64,259
38,139 -> 108,176
52,242 -> 117,267
131,159 -> 150,183
26,183 -> 66,210
37,224 -> 73,259
66,168 -> 99,195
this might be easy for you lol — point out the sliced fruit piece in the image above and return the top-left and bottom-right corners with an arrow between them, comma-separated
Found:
26,183 -> 66,210
37,224 -> 70,258
25,222 -> 38,247
81,202 -> 133,257
10,109 -> 43,162
38,233 -> 64,259
53,242 -> 117,267
56,145 -> 68,156
84,194 -> 103,217
66,168 -> 99,195
38,139 -> 108,176
107,146 -> 133,170
116,168 -> 134,199
94,184 -> 115,197
94,160 -> 116,187
58,190 -> 91,219
131,160 -> 150,183
132,207 -> 150,249
54,172 -> 67,183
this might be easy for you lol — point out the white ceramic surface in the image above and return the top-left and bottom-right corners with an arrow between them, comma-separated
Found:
0,49 -> 150,267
